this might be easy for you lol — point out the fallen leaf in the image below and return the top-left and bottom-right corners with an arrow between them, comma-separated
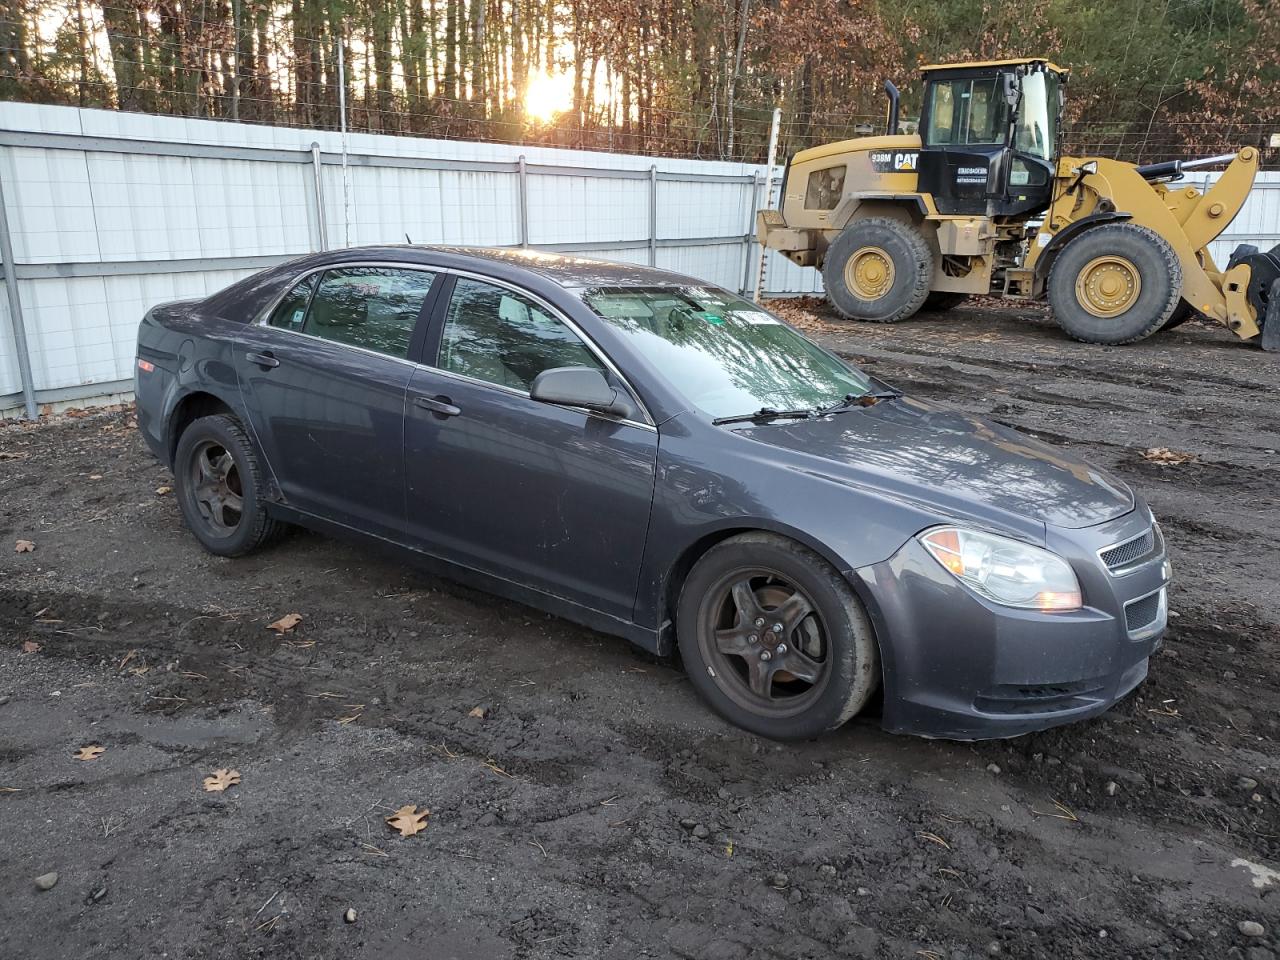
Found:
155,485 -> 172,496
21,640 -> 41,654
1142,447 -> 1197,465
266,613 -> 303,634
203,768 -> 241,792
14,540 -> 34,553
75,745 -> 106,761
468,706 -> 488,719
386,804 -> 430,837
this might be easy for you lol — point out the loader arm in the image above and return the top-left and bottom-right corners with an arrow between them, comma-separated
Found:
1029,148 -> 1262,339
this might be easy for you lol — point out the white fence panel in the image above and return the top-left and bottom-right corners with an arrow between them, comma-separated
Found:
526,174 -> 648,245
1,99 -> 1276,416
0,288 -> 17,396
0,102 -> 773,415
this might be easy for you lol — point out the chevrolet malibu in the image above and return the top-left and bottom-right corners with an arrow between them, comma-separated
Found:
135,246 -> 1170,740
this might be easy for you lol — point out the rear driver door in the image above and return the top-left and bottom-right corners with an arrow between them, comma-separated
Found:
236,265 -> 441,538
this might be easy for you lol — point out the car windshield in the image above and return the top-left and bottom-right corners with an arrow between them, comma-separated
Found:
580,286 -> 872,420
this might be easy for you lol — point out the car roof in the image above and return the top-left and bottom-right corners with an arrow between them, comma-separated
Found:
319,244 -> 708,290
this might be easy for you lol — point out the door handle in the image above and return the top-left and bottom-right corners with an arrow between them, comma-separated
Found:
413,395 -> 461,418
246,351 -> 280,369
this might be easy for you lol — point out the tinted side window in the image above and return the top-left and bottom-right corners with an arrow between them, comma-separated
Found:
303,267 -> 436,360
439,278 -> 603,391
267,274 -> 318,331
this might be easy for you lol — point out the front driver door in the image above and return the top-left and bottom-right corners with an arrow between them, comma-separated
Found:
236,264 -> 439,537
403,275 -> 658,622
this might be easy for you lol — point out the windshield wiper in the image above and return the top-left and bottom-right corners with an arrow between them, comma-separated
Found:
712,407 -> 815,426
816,389 -> 902,417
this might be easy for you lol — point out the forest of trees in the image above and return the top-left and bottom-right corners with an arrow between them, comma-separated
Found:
0,0 -> 1276,165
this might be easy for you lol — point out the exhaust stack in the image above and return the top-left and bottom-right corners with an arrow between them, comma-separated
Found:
884,80 -> 900,136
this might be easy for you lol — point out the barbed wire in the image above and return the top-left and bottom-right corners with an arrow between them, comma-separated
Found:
1,4 -> 1275,168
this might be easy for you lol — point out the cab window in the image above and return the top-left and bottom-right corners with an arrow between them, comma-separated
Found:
926,77 -> 1006,147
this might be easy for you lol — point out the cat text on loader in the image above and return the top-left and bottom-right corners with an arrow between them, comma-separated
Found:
756,58 -> 1280,349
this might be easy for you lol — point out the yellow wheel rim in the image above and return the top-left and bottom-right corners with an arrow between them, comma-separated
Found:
844,246 -> 895,301
1075,255 -> 1141,318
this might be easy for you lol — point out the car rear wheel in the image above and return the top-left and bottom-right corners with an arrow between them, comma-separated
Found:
677,532 -> 880,740
174,414 -> 283,557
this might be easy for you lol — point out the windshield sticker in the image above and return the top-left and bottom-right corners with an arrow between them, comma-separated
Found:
736,310 -> 781,325
703,313 -> 726,325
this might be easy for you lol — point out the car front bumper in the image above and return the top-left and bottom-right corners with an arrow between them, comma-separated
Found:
852,508 -> 1169,740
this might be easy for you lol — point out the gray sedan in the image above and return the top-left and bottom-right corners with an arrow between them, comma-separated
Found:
134,246 -> 1170,740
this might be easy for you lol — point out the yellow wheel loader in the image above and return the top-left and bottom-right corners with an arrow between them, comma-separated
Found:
757,58 -> 1280,349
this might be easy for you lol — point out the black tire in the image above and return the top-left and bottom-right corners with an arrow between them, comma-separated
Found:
173,414 -> 283,557
1161,299 -> 1199,330
676,532 -> 880,740
822,216 -> 934,323
1047,223 -> 1182,345
922,291 -> 968,312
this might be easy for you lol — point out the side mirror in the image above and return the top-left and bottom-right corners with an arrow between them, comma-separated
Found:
530,366 -> 634,419
1001,72 -> 1020,108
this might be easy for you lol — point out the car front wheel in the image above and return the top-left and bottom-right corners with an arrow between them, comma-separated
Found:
174,413 -> 283,557
677,532 -> 880,739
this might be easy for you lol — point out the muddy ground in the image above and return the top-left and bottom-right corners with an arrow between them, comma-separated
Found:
2,300 -> 1278,960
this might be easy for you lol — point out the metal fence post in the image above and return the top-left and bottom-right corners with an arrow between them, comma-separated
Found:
0,168 -> 37,419
740,170 -> 762,295
751,107 -> 782,303
517,155 -> 529,248
310,142 -> 328,251
648,165 -> 658,267
336,33 -> 351,248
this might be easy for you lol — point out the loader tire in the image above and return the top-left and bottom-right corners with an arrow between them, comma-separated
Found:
923,292 -> 969,312
823,217 -> 934,323
1048,223 -> 1182,345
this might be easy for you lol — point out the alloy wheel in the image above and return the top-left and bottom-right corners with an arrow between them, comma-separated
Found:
187,439 -> 244,537
698,570 -> 831,718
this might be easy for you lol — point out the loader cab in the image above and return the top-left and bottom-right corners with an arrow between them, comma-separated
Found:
916,59 -> 1066,218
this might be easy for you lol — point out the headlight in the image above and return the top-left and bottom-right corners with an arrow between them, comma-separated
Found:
919,526 -> 1082,611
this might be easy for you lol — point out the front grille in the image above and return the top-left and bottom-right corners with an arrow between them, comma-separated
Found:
1125,589 -> 1164,633
1100,528 -> 1156,571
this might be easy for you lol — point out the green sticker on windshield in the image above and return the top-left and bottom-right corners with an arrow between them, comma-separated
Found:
703,313 -> 725,325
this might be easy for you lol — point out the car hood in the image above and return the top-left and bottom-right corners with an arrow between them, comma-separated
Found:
731,396 -> 1133,530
